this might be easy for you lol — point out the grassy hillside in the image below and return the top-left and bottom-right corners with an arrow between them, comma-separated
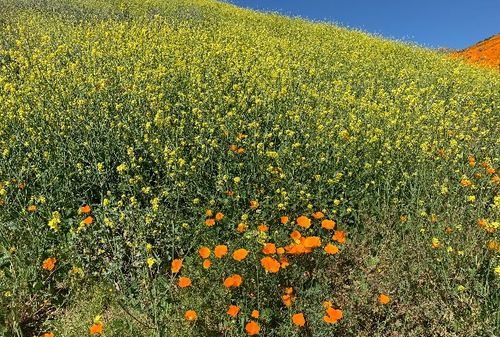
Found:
0,0 -> 499,336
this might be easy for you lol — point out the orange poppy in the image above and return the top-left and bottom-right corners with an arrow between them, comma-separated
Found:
303,236 -> 321,248
232,248 -> 249,261
245,320 -> 260,335
323,308 -> 343,324
227,305 -> 240,317
215,212 -> 224,221
280,216 -> 289,224
290,230 -> 302,242
262,243 -> 276,255
276,247 -> 285,255
280,256 -> 289,268
250,200 -> 259,209
89,322 -> 103,335
251,310 -> 260,318
324,243 -> 339,255
214,245 -> 228,258
178,277 -> 192,288
41,332 -> 55,337
203,259 -> 212,269
321,219 -> 335,230
42,257 -> 56,271
27,205 -> 37,212
171,259 -> 183,273
296,216 -> 311,229
198,246 -> 210,259
205,218 -> 215,227
282,289 -> 295,308
83,216 -> 93,225
224,274 -> 243,288
258,224 -> 268,232
312,211 -> 324,219
237,223 -> 248,233
230,144 -> 238,152
292,313 -> 306,327
80,204 -> 91,214
185,310 -> 197,321
332,230 -> 346,243
261,256 -> 280,273
206,209 -> 212,216
378,293 -> 391,304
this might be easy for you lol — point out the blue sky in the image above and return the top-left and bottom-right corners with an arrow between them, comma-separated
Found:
225,0 -> 499,49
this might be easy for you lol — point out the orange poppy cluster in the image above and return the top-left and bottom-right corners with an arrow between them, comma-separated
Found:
167,212 -> 350,334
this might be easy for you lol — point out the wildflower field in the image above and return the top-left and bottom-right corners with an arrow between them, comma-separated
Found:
0,0 -> 499,336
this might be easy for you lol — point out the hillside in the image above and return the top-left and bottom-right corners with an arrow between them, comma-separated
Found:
453,34 -> 500,70
0,1 -> 499,336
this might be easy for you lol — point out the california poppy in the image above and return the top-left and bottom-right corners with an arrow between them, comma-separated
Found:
378,293 -> 391,304
198,246 -> 210,259
215,212 -> 224,221
312,211 -> 324,219
296,216 -> 311,229
171,259 -> 183,273
292,313 -> 306,327
203,259 -> 212,269
251,310 -> 260,318
332,230 -> 346,243
82,216 -> 93,225
280,216 -> 289,224
185,310 -> 197,321
227,305 -> 240,317
205,218 -> 215,227
261,256 -> 280,273
262,243 -> 276,255
303,236 -> 321,248
178,277 -> 192,288
214,245 -> 228,258
321,219 -> 335,230
89,322 -> 103,335
245,320 -> 260,335
224,274 -> 243,288
42,257 -> 56,271
80,204 -> 91,214
323,308 -> 343,324
324,243 -> 339,255
232,248 -> 249,261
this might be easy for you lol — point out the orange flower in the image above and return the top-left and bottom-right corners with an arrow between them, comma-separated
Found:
290,230 -> 302,242
460,178 -> 472,187
171,259 -> 183,273
203,259 -> 212,269
185,310 -> 197,321
323,308 -> 343,324
282,288 -> 295,307
468,156 -> 476,167
178,277 -> 192,288
206,209 -> 213,216
303,236 -> 321,248
261,256 -> 280,273
237,148 -> 245,154
296,216 -> 311,229
198,246 -> 210,259
324,243 -> 339,255
42,257 -> 56,271
322,301 -> 333,308
80,204 -> 91,214
262,243 -> 276,255
292,313 -> 306,327
41,332 -> 55,337
214,245 -> 228,258
378,293 -> 391,304
332,230 -> 346,243
224,274 -> 243,288
227,305 -> 240,317
245,320 -> 260,335
230,144 -> 238,152
205,218 -> 215,227
83,216 -> 93,225
251,310 -> 260,318
250,200 -> 259,209
280,256 -> 289,268
321,219 -> 335,230
27,205 -> 37,212
312,211 -> 324,219
280,216 -> 289,224
233,248 -> 249,261
258,224 -> 268,232
89,322 -> 103,335
215,212 -> 224,221
276,247 -> 285,255
285,243 -> 307,255
237,223 -> 248,233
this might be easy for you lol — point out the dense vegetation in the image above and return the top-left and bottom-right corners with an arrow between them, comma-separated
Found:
0,0 -> 498,336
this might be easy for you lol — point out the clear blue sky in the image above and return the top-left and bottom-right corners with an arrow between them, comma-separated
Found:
225,0 -> 499,49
